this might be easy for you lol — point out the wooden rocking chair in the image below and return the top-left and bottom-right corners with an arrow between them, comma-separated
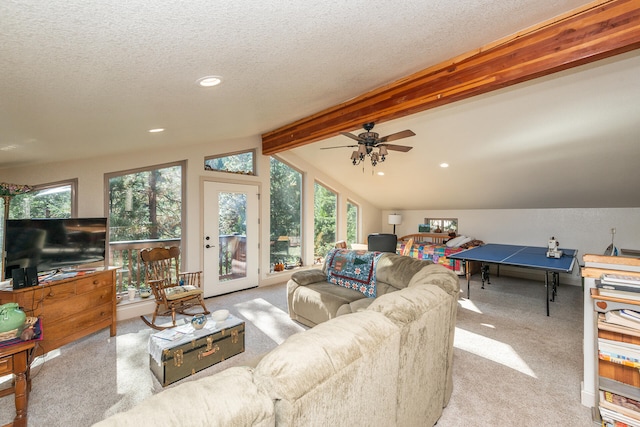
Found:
140,246 -> 209,330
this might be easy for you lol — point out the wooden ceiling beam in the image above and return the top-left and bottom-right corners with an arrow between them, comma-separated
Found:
262,0 -> 640,155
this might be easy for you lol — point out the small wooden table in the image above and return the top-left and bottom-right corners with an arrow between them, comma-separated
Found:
0,340 -> 36,427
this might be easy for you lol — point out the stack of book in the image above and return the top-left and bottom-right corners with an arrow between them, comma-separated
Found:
597,274 -> 640,427
596,274 -> 640,302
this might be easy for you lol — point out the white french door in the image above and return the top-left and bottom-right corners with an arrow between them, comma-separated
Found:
202,181 -> 259,297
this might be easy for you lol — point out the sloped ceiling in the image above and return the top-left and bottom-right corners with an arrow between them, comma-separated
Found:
290,50 -> 640,210
1,0 -> 638,209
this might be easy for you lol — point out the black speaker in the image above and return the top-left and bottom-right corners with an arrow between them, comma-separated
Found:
25,266 -> 39,287
11,268 -> 26,289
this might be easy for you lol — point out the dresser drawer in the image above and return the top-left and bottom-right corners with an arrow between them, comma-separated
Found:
0,355 -> 12,375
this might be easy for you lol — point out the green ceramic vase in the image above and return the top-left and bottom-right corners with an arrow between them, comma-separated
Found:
0,303 -> 26,333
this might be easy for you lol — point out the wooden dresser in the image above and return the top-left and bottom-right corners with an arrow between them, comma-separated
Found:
0,269 -> 116,354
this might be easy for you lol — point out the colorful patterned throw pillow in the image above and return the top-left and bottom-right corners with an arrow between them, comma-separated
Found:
325,248 -> 382,298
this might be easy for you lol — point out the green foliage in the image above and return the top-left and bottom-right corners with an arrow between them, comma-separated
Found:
205,151 -> 254,175
108,165 -> 182,242
219,192 -> 246,235
269,158 -> 301,264
346,201 -> 358,244
314,182 -> 336,259
8,185 -> 72,219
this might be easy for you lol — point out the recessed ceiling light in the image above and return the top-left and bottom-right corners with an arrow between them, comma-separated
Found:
148,128 -> 165,133
440,163 -> 449,168
0,144 -> 17,151
377,171 -> 385,176
196,75 -> 223,87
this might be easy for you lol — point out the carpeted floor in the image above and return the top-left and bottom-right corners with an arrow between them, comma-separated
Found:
0,275 -> 594,426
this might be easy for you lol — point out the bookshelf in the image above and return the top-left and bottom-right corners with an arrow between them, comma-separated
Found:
582,255 -> 640,426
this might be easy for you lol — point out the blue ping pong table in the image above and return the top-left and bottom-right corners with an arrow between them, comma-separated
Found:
447,243 -> 577,316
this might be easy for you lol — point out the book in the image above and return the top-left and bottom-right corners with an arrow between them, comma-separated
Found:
152,329 -> 185,341
602,274 -> 640,287
600,389 -> 640,415
599,314 -> 640,338
599,338 -> 640,357
598,280 -> 640,294
598,288 -> 640,302
599,352 -> 640,369
606,311 -> 640,331
600,406 -> 640,427
620,309 -> 640,323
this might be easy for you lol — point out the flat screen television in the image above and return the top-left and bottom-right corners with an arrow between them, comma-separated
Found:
4,217 -> 108,276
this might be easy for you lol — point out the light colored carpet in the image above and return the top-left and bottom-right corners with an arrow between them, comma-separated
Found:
0,276 -> 594,426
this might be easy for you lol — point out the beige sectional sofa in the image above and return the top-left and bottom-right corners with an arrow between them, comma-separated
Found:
95,253 -> 459,427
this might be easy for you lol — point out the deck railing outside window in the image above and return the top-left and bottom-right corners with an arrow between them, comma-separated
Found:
110,236 -> 247,293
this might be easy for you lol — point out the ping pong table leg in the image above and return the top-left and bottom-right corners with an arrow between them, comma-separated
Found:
466,261 -> 471,298
481,263 -> 490,289
551,272 -> 559,301
545,271 -> 550,316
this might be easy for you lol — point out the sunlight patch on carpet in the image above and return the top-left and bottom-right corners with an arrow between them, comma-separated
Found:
458,298 -> 482,313
116,330 -> 154,397
454,327 -> 537,377
235,298 -> 305,344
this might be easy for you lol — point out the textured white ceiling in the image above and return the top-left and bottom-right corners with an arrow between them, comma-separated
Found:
1,0 -> 638,209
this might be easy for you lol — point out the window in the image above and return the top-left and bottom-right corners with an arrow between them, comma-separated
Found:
420,218 -> 458,234
106,162 -> 184,242
269,158 -> 302,267
346,200 -> 359,245
314,182 -> 336,262
205,150 -> 255,175
8,179 -> 77,219
106,162 -> 185,291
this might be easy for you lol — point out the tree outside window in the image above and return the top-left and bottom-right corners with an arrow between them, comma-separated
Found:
269,158 -> 302,267
107,164 -> 183,242
9,180 -> 76,219
346,200 -> 359,245
314,182 -> 336,261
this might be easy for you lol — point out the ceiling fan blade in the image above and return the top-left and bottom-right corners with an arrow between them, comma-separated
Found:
340,132 -> 363,142
378,130 -> 415,143
320,144 -> 358,150
382,144 -> 413,152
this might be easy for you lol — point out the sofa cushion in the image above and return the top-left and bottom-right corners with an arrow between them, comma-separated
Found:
367,284 -> 453,426
325,248 -> 381,298
253,311 -> 400,426
289,282 -> 366,326
375,252 -> 434,291
408,263 -> 460,297
93,366 -> 275,427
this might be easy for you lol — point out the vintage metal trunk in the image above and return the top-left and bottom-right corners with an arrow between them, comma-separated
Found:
149,318 -> 245,387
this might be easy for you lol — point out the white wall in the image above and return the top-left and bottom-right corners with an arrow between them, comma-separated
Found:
0,137 -> 380,287
382,207 -> 640,284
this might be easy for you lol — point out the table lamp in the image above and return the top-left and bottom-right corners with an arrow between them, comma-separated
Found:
388,214 -> 402,235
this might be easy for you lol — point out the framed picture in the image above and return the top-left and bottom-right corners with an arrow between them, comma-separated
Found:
418,224 -> 430,232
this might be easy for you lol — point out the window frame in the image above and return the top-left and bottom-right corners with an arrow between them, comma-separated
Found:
346,199 -> 360,245
269,156 -> 304,269
204,149 -> 256,176
104,160 -> 187,253
313,179 -> 338,262
8,178 -> 78,219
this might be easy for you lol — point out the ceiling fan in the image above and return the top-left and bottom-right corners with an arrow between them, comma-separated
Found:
321,122 -> 415,167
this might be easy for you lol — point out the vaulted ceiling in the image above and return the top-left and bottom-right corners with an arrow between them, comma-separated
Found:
2,0 -> 639,209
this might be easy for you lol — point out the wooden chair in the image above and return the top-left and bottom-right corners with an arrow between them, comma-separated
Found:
140,246 -> 209,330
401,238 -> 414,256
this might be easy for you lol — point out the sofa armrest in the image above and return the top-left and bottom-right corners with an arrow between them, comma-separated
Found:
290,269 -> 327,286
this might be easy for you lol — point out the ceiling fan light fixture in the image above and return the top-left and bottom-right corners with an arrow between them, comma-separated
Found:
350,150 -> 359,165
323,123 -> 416,171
